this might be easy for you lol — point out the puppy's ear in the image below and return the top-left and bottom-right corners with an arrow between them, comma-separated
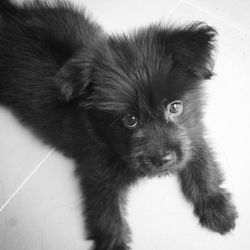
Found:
54,54 -> 93,101
158,22 -> 217,79
175,22 -> 217,79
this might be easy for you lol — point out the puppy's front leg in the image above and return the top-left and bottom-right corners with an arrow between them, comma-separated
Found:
83,180 -> 130,250
178,139 -> 237,234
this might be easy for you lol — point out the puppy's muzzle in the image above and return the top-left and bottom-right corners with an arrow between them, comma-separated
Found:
149,150 -> 176,168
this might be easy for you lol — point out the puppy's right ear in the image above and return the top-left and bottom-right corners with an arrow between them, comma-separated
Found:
154,22 -> 217,79
54,55 -> 93,101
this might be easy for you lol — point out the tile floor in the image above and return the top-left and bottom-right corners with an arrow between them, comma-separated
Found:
1,0 -> 250,249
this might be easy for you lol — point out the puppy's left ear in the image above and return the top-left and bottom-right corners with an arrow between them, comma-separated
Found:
54,53 -> 93,101
160,22 -> 217,79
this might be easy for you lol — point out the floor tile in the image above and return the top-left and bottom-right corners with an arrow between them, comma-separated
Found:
0,107 -> 53,208
0,150 -> 91,250
184,0 -> 250,33
75,0 -> 182,32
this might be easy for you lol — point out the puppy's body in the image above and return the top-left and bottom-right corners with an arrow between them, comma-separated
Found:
0,1 -> 237,249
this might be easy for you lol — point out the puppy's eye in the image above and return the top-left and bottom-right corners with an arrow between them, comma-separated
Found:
122,114 -> 138,129
168,101 -> 183,116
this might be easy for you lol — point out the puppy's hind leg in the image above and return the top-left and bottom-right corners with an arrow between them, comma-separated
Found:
178,138 -> 237,234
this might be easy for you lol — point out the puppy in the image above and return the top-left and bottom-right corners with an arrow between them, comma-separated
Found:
0,0 -> 237,249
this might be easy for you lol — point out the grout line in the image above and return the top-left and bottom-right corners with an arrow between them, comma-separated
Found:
0,148 -> 55,213
158,0 -> 184,26
182,0 -> 249,36
168,0 -> 184,17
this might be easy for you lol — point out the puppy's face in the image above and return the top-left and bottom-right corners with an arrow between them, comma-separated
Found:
57,23 -> 216,177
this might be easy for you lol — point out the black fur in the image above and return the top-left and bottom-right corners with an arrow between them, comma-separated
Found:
0,0 -> 237,249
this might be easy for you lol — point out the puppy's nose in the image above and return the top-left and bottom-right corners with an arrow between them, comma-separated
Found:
161,151 -> 175,164
150,151 -> 175,167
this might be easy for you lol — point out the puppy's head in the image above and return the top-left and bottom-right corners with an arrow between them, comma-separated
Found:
56,22 -> 216,177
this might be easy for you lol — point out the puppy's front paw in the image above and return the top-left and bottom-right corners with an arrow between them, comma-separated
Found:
195,192 -> 237,234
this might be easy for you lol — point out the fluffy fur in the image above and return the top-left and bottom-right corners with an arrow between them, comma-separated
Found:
0,0 -> 237,249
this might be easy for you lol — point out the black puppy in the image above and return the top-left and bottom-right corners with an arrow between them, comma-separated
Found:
0,0 -> 237,249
